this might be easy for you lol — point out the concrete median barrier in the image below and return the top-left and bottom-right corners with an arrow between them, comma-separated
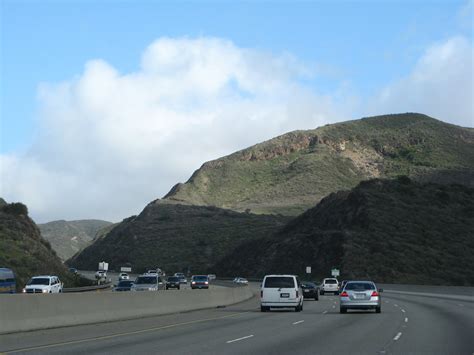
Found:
0,286 -> 253,334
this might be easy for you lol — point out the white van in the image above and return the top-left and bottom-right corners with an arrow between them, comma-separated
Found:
22,275 -> 63,294
260,274 -> 303,312
320,278 -> 339,295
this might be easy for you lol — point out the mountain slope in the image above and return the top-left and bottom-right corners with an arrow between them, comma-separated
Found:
0,200 -> 79,290
215,178 -> 474,285
164,113 -> 474,215
39,219 -> 113,260
67,203 -> 289,274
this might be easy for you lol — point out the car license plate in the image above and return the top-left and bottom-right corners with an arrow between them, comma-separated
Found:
354,293 -> 365,299
280,293 -> 289,298
304,290 -> 309,292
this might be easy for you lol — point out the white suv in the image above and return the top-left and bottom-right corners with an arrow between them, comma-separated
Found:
23,275 -> 63,294
260,275 -> 303,312
320,278 -> 339,295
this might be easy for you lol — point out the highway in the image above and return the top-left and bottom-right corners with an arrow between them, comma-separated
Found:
1,285 -> 473,354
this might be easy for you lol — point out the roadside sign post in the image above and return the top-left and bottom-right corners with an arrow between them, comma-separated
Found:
331,268 -> 340,277
306,266 -> 311,274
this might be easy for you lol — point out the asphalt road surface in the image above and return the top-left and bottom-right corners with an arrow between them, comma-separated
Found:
1,288 -> 473,354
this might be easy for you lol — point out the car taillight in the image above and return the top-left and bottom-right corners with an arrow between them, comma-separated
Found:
192,281 -> 196,284
340,291 -> 348,297
371,291 -> 379,297
296,290 -> 299,298
260,290 -> 263,298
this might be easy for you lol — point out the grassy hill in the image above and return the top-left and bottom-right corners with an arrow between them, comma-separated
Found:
0,200 -> 89,290
67,203 -> 289,274
39,219 -> 113,260
164,113 -> 474,215
215,178 -> 474,286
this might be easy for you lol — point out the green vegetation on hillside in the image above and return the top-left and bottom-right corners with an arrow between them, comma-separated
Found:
215,178 -> 474,286
165,113 -> 474,215
0,200 -> 90,290
68,203 -> 289,274
39,219 -> 113,260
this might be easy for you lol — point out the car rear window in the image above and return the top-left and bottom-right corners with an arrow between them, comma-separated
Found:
168,277 -> 179,281
264,277 -> 295,288
118,281 -> 133,287
345,282 -> 375,291
325,279 -> 338,284
135,276 -> 156,284
193,276 -> 208,281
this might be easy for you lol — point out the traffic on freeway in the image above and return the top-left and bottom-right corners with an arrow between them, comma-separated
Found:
0,279 -> 473,354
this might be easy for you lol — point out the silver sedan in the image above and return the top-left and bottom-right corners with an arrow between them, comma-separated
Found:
339,281 -> 383,313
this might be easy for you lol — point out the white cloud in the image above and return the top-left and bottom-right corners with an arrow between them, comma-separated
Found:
369,36 -> 473,127
1,35 -> 472,223
0,37 -> 349,222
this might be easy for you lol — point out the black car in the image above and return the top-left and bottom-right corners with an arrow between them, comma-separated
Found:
301,281 -> 319,300
113,280 -> 134,292
166,276 -> 181,290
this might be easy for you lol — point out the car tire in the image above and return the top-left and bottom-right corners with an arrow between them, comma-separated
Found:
315,296 -> 319,301
320,290 -> 324,295
260,306 -> 268,312
335,292 -> 339,296
376,306 -> 381,313
340,307 -> 347,314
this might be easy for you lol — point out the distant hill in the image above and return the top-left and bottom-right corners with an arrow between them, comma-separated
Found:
164,113 -> 474,216
67,203 -> 289,274
39,220 -> 113,260
0,200 -> 82,290
215,178 -> 474,286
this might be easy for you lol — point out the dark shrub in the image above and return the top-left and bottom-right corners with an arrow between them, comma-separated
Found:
2,202 -> 28,216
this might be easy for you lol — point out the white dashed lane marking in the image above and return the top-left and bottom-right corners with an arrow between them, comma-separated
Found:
393,332 -> 402,341
322,311 -> 328,314
292,320 -> 304,325
405,317 -> 408,323
401,309 -> 406,313
226,335 -> 254,344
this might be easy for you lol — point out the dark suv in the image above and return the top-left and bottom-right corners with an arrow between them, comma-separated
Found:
166,276 -> 181,290
191,275 -> 209,289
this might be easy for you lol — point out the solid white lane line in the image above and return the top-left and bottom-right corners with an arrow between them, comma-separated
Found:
405,317 -> 408,323
292,320 -> 304,325
226,335 -> 254,344
7,312 -> 250,353
393,332 -> 402,341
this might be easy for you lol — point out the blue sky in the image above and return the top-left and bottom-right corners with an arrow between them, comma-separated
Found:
2,0 -> 471,153
0,0 -> 472,222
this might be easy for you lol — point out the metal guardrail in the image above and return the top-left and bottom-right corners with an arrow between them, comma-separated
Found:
63,282 -> 112,293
